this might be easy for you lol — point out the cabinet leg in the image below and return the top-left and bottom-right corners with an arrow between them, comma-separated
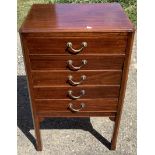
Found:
34,117 -> 42,151
110,115 -> 121,150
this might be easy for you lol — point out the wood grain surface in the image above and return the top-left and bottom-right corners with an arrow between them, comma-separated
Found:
32,70 -> 122,86
19,4 -> 135,33
33,86 -> 120,99
35,98 -> 118,113
30,55 -> 125,70
25,35 -> 127,54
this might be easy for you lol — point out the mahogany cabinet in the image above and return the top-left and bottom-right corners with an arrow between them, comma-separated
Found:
19,3 -> 135,151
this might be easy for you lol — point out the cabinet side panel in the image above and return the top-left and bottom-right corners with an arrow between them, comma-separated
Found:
118,32 -> 135,118
19,33 -> 38,124
111,32 -> 135,149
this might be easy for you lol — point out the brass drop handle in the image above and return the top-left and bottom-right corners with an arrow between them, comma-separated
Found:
67,42 -> 87,54
68,75 -> 86,86
68,103 -> 85,112
67,60 -> 87,71
68,90 -> 85,99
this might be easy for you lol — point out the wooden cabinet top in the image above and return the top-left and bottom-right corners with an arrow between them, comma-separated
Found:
19,3 -> 135,33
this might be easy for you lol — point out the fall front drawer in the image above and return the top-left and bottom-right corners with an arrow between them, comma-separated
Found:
32,70 -> 122,86
30,55 -> 125,70
25,33 -> 128,54
35,99 -> 118,113
33,86 -> 120,99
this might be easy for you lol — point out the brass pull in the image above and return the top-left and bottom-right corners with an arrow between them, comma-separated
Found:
68,75 -> 86,86
67,60 -> 87,71
68,103 -> 85,112
68,90 -> 85,99
67,42 -> 87,54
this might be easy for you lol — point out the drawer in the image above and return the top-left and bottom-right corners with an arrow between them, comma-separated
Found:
35,99 -> 118,113
33,86 -> 120,99
25,33 -> 127,54
32,70 -> 122,86
30,55 -> 125,70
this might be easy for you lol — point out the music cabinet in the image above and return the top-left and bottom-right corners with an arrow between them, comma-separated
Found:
19,3 -> 135,151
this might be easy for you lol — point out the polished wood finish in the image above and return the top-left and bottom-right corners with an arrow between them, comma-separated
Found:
25,35 -> 127,54
38,112 -> 117,117
33,86 -> 120,99
35,99 -> 118,113
30,55 -> 125,70
32,70 -> 122,86
22,32 -> 128,37
19,3 -> 135,151
19,4 -> 134,33
111,32 -> 135,150
20,34 -> 43,151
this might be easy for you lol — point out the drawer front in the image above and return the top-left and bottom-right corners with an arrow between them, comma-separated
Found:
35,99 -> 118,113
25,34 -> 127,54
33,86 -> 120,99
32,70 -> 122,86
30,55 -> 125,70
37,112 -> 116,117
